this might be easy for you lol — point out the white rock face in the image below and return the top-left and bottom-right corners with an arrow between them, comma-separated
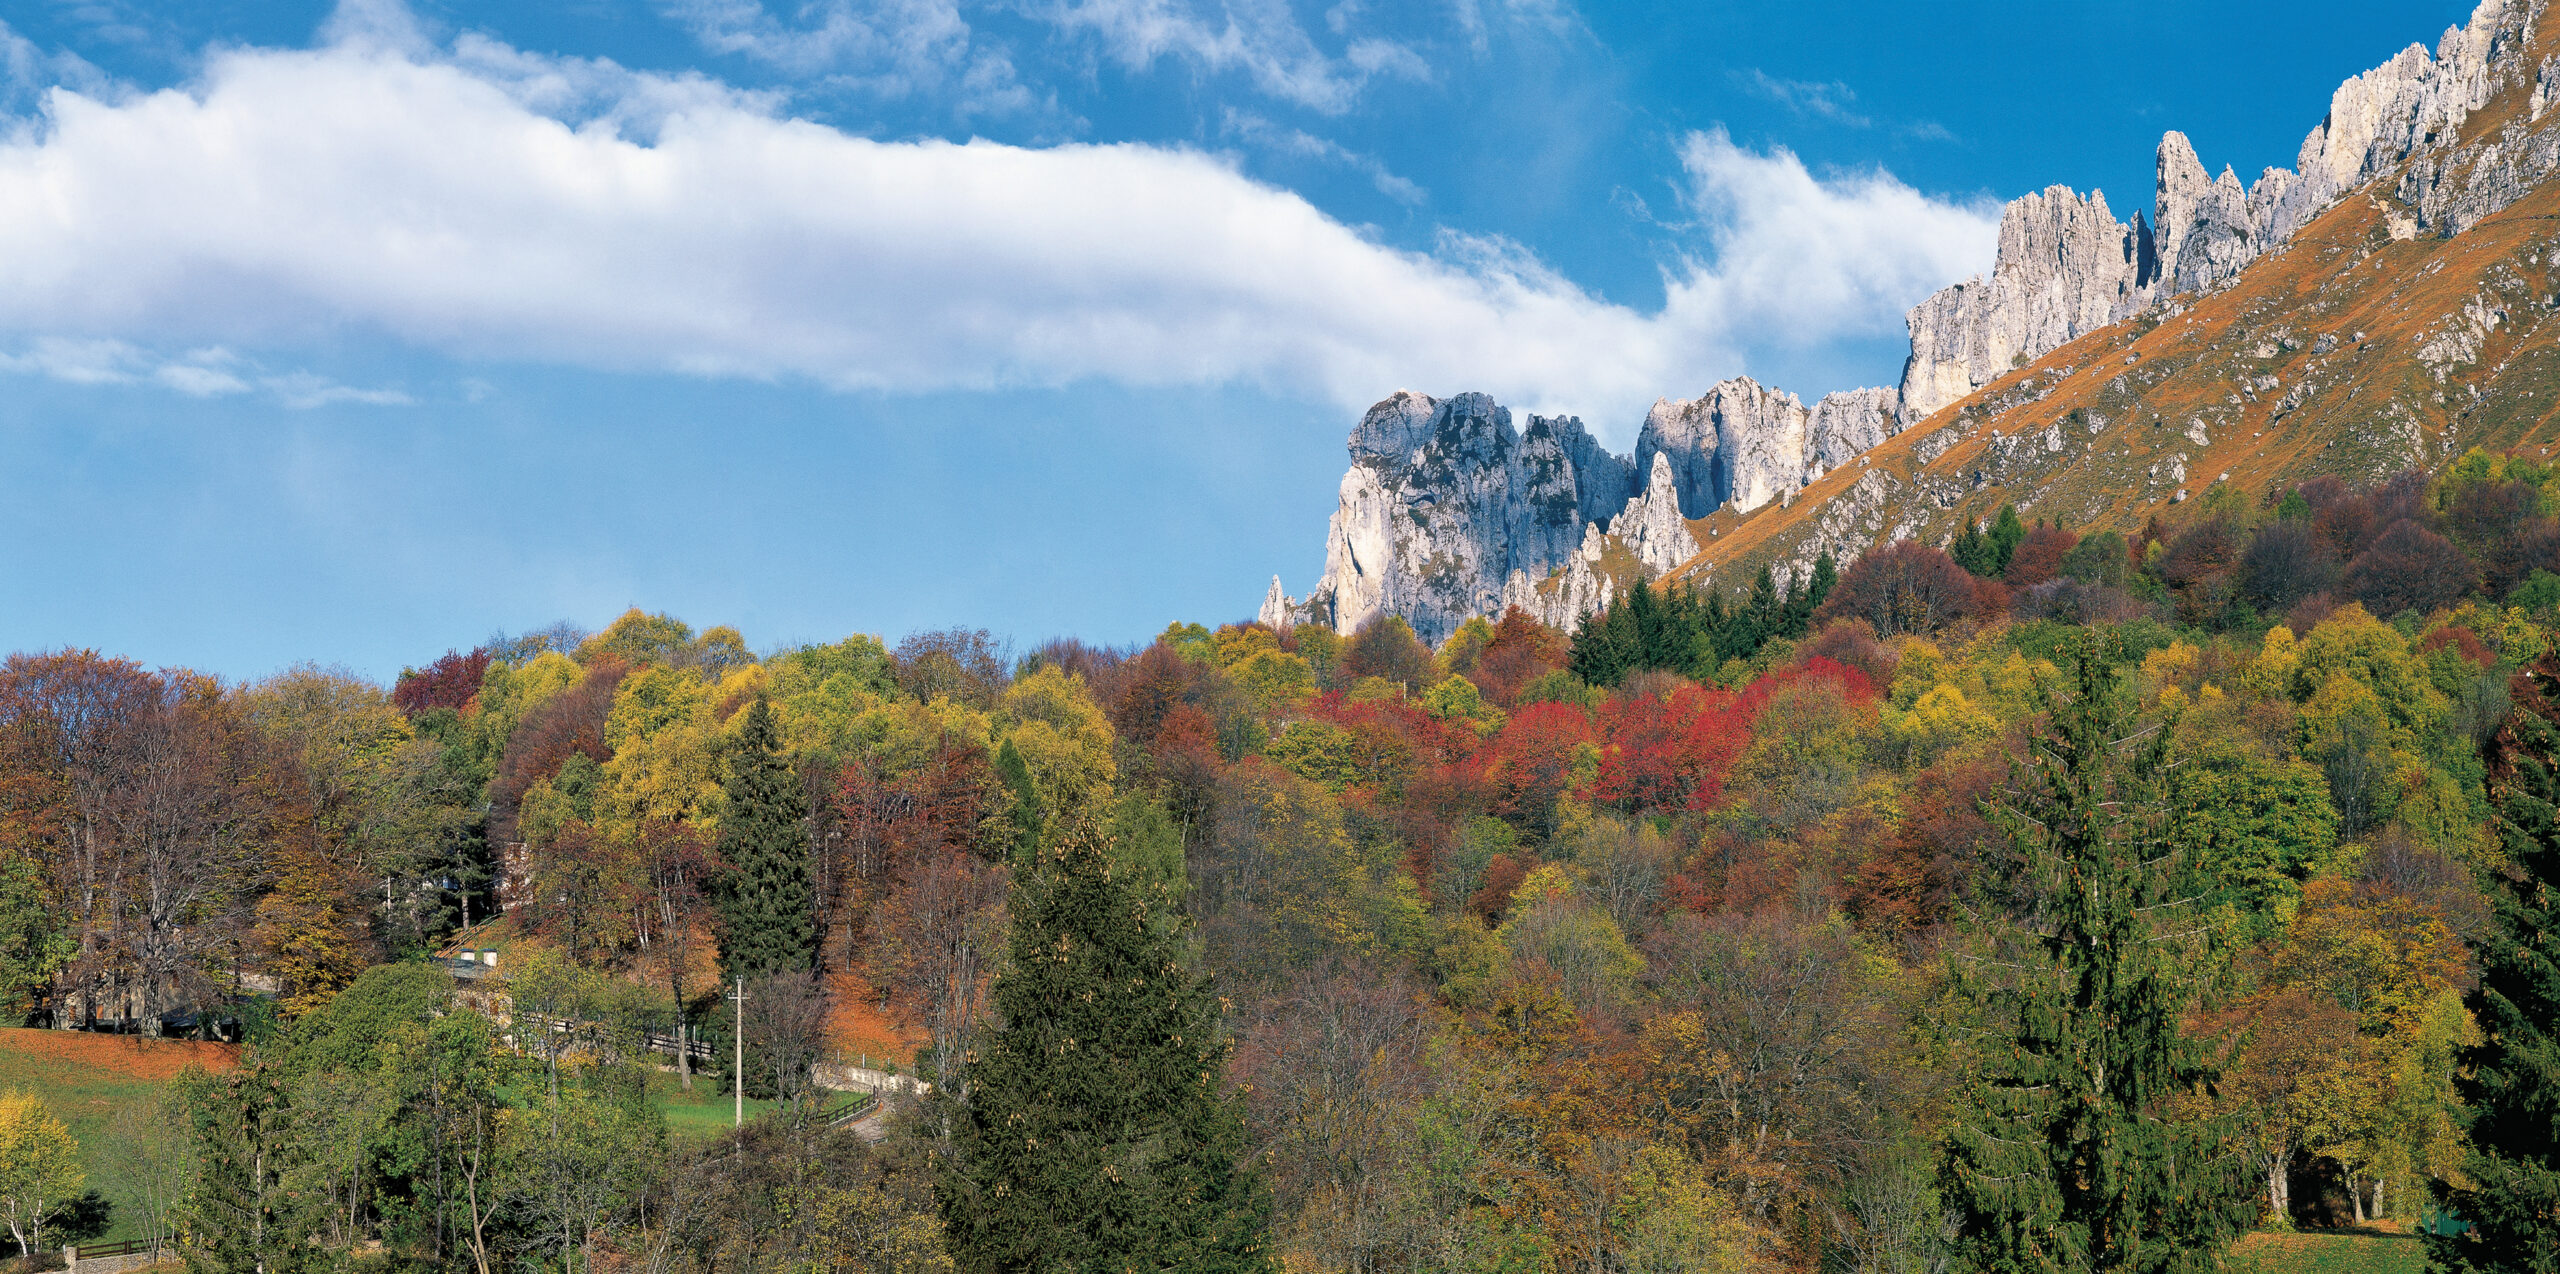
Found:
1263,391 -> 1655,643
1616,455 -> 1701,577
1637,378 -> 1903,515
1501,524 -> 1622,631
1898,0 -> 2537,427
1258,576 -> 1292,629
1269,379 -> 1900,638
1809,386 -> 1903,477
1267,0 -> 2556,642
1898,187 -> 2156,422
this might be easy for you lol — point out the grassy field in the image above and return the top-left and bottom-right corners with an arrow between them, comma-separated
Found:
645,1068 -> 867,1141
2229,1227 -> 2428,1274
0,1028 -> 238,1244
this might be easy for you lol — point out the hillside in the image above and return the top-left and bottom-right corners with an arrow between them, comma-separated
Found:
1677,5 -> 2560,590
0,1029 -> 238,1245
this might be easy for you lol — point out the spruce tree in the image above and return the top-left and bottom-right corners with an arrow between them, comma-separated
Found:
1939,635 -> 2248,1274
1953,521 -> 1998,577
991,737 -> 1043,867
715,699 -> 814,986
183,1065 -> 311,1274
1786,553 -> 1839,635
1990,503 -> 2028,573
2429,655 -> 2560,1274
939,812 -> 1273,1274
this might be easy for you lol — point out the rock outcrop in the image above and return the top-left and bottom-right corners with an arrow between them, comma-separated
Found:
1266,0 -> 2560,643
1635,380 -> 1904,515
1266,379 -> 1899,640
1897,187 -> 2158,423
1901,0 -> 2544,422
1260,392 -> 1644,642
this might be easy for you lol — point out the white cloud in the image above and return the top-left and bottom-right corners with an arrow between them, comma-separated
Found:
0,337 -> 407,407
1221,107 -> 1425,204
1668,128 -> 1998,353
662,0 -> 1034,116
1737,70 -> 1868,127
263,371 -> 416,409
0,19 -> 112,116
0,20 -> 1996,437
1031,0 -> 1424,114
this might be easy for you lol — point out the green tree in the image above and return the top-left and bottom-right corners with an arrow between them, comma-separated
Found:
0,851 -> 70,1021
716,699 -> 815,984
938,814 -> 1275,1274
2430,654 -> 2560,1274
1990,504 -> 2027,574
184,1064 -> 313,1274
1939,635 -> 2248,1274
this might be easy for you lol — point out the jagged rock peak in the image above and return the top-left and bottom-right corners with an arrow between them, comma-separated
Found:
1900,0 -> 2537,427
1269,379 -> 1898,640
1898,186 -> 2156,422
1263,390 -> 1654,643
1638,377 -> 1905,517
1617,454 -> 1701,577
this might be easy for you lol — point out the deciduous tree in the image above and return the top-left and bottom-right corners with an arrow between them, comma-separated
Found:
0,1090 -> 81,1258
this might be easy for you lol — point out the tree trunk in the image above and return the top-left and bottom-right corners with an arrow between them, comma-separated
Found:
2373,1175 -> 2385,1219
2269,1158 -> 2286,1220
2350,1171 -> 2367,1224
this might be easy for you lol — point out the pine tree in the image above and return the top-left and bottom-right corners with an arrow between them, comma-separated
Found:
2429,654 -> 2560,1274
938,811 -> 1274,1274
1939,635 -> 2248,1274
714,699 -> 815,985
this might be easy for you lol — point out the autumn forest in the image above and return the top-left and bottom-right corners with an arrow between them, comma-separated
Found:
6,451 -> 2560,1274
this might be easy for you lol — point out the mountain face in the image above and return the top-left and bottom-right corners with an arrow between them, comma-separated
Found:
1261,381 -> 1897,642
1267,0 -> 2560,641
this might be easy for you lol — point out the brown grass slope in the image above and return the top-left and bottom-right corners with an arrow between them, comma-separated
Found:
1678,8 -> 2560,588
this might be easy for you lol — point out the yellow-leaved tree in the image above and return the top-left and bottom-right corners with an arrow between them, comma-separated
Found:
995,666 -> 1116,820
599,664 -> 765,837
0,1089 -> 82,1258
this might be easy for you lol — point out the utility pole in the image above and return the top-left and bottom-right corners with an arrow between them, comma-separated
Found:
729,976 -> 747,1129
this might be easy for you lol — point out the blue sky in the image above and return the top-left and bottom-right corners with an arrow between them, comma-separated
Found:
0,0 -> 2478,681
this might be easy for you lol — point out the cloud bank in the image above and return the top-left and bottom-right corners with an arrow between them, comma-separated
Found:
0,16 -> 1999,433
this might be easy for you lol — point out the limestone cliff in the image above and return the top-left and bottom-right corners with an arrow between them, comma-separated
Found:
1682,0 -> 2560,602
1264,378 -> 1893,640
1899,0 -> 2540,420
1265,0 -> 2560,642
1258,392 -> 1639,643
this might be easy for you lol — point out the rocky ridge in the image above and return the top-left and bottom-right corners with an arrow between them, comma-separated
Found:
1266,0 -> 2560,642
1686,0 -> 2560,599
1262,380 -> 1896,641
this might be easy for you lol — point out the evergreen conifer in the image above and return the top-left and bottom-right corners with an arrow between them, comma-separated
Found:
2429,655 -> 2560,1274
1940,635 -> 2248,1274
938,811 -> 1273,1274
1990,503 -> 2028,573
1953,522 -> 1995,577
714,699 -> 814,984
183,1065 -> 311,1274
991,737 -> 1043,867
